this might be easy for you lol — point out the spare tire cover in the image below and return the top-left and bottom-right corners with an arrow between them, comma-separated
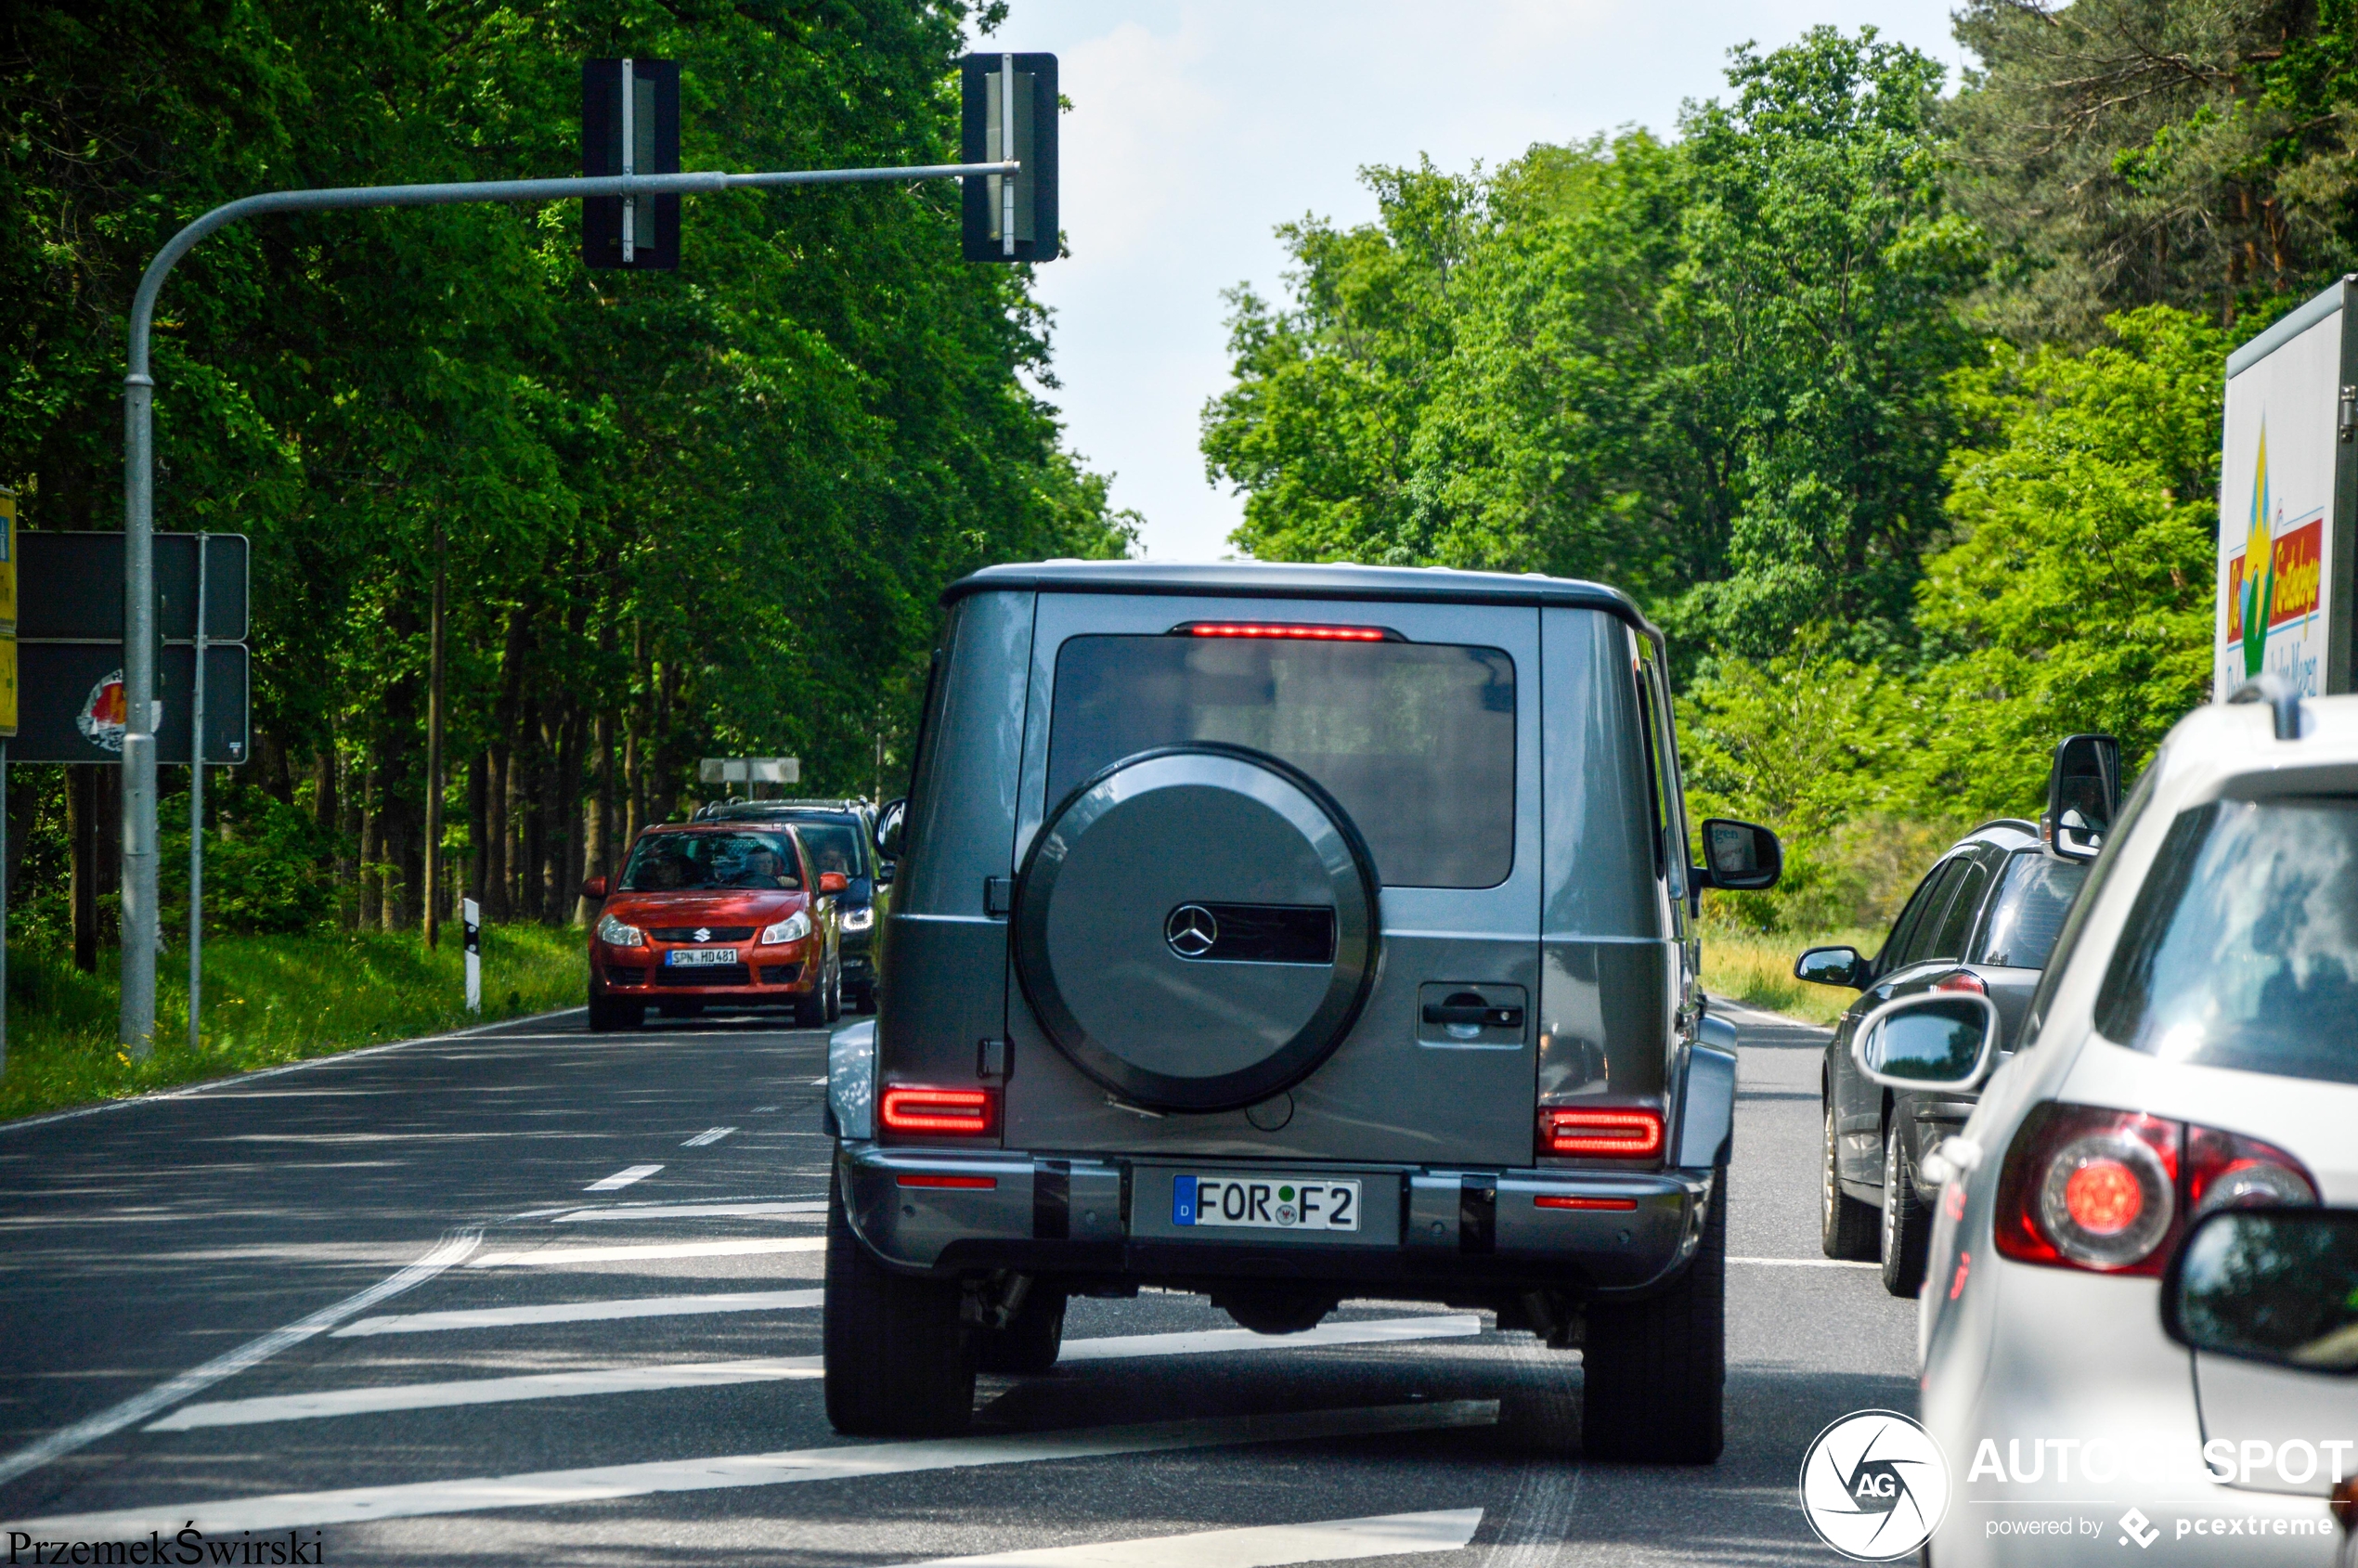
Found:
1013,745 -> 1380,1112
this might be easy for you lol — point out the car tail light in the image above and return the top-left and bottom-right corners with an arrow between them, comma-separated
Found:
1994,1103 -> 2318,1276
1539,1107 -> 1663,1159
1534,1194 -> 1638,1211
879,1086 -> 998,1136
896,1173 -> 997,1189
1176,622 -> 1394,641
1933,971 -> 1987,996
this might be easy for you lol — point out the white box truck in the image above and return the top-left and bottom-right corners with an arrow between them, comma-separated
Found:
2217,277 -> 2358,697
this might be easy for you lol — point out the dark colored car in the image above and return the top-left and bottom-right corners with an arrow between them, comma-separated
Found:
823,559 -> 1785,1462
1795,820 -> 2087,1295
583,823 -> 846,1031
693,799 -> 888,1013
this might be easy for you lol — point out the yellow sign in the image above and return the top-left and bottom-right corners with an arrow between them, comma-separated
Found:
0,633 -> 17,737
0,488 -> 13,631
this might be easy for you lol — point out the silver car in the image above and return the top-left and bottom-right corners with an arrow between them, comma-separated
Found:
1867,686 -> 2358,1563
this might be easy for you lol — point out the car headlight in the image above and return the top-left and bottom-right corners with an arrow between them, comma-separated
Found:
841,905 -> 874,932
760,911 -> 811,945
596,914 -> 645,948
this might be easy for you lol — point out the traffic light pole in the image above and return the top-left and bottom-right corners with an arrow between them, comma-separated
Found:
116,157 -> 1016,1054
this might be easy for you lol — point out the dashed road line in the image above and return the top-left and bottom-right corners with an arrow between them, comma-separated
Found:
553,1200 -> 826,1223
333,1289 -> 827,1337
1730,1256 -> 1880,1269
887,1510 -> 1485,1568
467,1238 -> 826,1267
16,1401 -> 1499,1536
584,1164 -> 664,1192
682,1126 -> 737,1147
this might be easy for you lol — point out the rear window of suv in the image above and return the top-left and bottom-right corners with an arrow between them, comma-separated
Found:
1047,634 -> 1516,888
2092,797 -> 2358,1085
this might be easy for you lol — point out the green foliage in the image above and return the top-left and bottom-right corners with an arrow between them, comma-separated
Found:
0,923 -> 583,1121
1202,28 -> 1981,665
160,790 -> 341,934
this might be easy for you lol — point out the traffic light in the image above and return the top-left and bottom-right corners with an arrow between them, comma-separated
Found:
582,58 -> 680,269
961,53 -> 1058,263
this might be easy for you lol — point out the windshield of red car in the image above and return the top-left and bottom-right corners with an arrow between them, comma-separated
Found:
619,832 -> 803,892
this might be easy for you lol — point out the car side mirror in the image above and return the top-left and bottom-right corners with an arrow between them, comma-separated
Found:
818,871 -> 849,895
2163,1207 -> 2358,1373
581,876 -> 608,901
2043,733 -> 2120,862
1693,818 -> 1781,891
875,797 -> 907,862
1850,992 -> 2000,1091
1794,945 -> 1865,989
874,860 -> 896,886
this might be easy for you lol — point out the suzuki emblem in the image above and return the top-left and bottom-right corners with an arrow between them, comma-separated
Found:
693,927 -> 712,943
1165,904 -> 1218,959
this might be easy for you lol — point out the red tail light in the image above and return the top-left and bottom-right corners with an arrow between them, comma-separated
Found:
879,1086 -> 998,1136
1177,622 -> 1393,641
1534,1194 -> 1638,1211
1994,1103 -> 2317,1276
1539,1108 -> 1663,1159
1933,971 -> 1988,996
896,1173 -> 998,1189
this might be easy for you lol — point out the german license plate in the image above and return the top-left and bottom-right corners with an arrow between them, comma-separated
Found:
665,948 -> 739,967
1173,1174 -> 1359,1231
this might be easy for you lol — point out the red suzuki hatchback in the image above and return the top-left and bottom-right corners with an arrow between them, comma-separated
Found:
583,823 -> 845,1032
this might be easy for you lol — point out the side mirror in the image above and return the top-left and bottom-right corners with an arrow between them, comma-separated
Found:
2043,733 -> 2120,862
581,876 -> 608,901
818,871 -> 849,896
874,860 -> 896,886
1794,945 -> 1866,989
2164,1207 -> 2358,1373
1850,992 -> 2000,1091
875,797 -> 907,861
1692,818 -> 1782,892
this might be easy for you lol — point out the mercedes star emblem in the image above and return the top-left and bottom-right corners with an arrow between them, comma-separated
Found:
1165,904 -> 1218,959
693,927 -> 712,943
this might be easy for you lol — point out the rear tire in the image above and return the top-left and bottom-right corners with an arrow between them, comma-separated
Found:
1822,1104 -> 1879,1261
1582,1166 -> 1726,1464
975,1288 -> 1066,1375
587,994 -> 642,1032
823,1175 -> 975,1435
1882,1121 -> 1932,1297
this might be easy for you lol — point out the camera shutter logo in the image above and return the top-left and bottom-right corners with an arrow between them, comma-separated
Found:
1165,904 -> 1218,958
1798,1409 -> 1950,1561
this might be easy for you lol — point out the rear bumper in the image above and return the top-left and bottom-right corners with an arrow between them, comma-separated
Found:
836,1141 -> 1714,1302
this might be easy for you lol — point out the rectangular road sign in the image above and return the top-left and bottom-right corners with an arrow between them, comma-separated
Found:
698,757 -> 799,784
15,642 -> 248,764
17,532 -> 249,643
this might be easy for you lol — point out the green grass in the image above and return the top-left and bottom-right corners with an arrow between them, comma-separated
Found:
1698,922 -> 1877,1027
0,924 -> 586,1121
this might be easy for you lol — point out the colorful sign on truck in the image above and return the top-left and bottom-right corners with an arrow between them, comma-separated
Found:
2217,279 -> 2357,698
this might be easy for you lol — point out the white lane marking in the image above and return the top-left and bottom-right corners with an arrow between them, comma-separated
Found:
682,1127 -> 737,1147
0,1012 -> 588,1136
467,1238 -> 826,1267
334,1288 -> 826,1337
0,1229 -> 480,1489
554,1200 -> 825,1223
807,1076 -> 830,1085
888,1510 -> 1485,1568
168,1316 -> 1482,1431
751,1105 -> 781,1112
1062,1315 -> 1480,1363
18,1401 -> 1498,1537
584,1164 -> 664,1192
146,1357 -> 825,1431
1730,1256 -> 1881,1269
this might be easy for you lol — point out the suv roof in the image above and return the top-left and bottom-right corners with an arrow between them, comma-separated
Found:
696,799 -> 870,819
944,560 -> 1657,635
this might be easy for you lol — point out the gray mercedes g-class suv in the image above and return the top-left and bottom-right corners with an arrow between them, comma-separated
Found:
823,561 -> 1780,1461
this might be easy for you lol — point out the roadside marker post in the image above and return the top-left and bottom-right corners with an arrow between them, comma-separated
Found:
111,50 -> 1056,1053
462,899 -> 482,1014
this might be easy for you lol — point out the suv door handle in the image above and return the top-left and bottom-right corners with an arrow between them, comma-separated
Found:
1422,1002 -> 1523,1030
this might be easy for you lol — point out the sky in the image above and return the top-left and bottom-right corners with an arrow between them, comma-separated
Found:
984,1 -> 1970,561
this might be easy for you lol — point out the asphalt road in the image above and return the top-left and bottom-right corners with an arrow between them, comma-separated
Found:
0,997 -> 1911,1566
